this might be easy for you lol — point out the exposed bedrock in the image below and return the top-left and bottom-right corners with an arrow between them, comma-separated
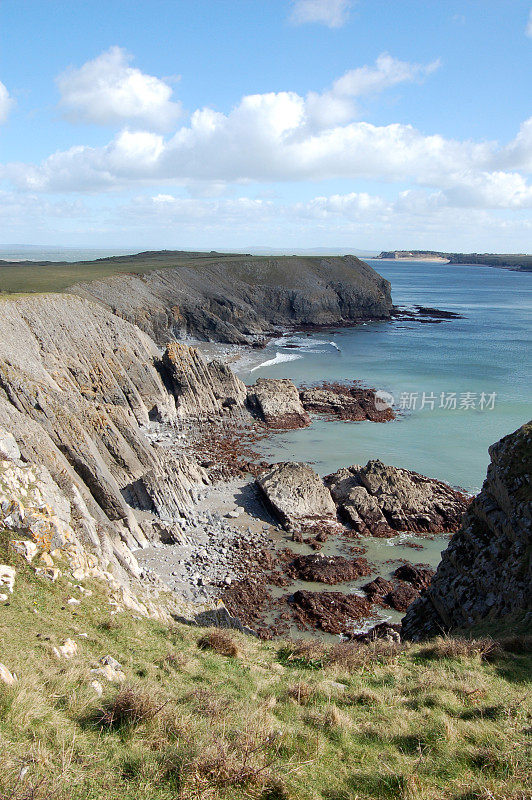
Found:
256,462 -> 337,531
162,342 -> 247,420
325,460 -> 470,537
402,422 -> 532,640
247,378 -> 311,429
0,295 -> 253,583
71,254 -> 392,345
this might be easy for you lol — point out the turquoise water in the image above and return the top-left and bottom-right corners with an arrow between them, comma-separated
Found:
237,260 -> 532,491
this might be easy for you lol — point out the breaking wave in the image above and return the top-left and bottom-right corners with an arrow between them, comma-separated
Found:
249,352 -> 304,372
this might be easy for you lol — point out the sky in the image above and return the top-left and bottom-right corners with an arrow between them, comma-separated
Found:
1,0 -> 531,253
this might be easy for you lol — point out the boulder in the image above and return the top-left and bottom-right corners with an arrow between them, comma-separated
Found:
53,638 -> 78,659
384,583 -> 420,612
248,379 -> 310,429
257,462 -> 337,530
163,343 -> 247,419
300,383 -> 395,423
0,565 -> 16,593
0,663 -> 17,686
11,540 -> 39,563
325,459 -> 469,537
287,553 -> 372,584
0,428 -> 20,461
362,575 -> 394,600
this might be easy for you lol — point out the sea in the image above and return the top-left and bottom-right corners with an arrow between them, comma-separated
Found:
235,259 -> 532,494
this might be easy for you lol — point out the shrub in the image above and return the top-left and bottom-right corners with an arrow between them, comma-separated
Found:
96,684 -> 168,729
197,629 -> 239,658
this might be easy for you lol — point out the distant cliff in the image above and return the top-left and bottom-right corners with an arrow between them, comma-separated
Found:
70,252 -> 392,344
377,251 -> 532,272
402,422 -> 532,639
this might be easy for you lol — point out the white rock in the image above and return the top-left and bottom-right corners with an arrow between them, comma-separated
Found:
0,429 -> 20,461
0,663 -> 17,686
67,598 -> 81,605
99,655 -> 122,670
53,638 -> 78,659
90,680 -> 103,697
11,540 -> 39,563
91,664 -> 125,683
0,593 -> 8,602
0,565 -> 16,593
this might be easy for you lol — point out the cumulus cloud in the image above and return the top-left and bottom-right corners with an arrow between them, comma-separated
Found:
290,0 -> 353,28
0,81 -> 13,123
306,53 -> 440,128
3,57 -> 532,213
56,46 -> 181,130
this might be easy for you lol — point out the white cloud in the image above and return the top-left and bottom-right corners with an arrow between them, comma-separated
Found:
56,46 -> 181,131
0,81 -> 13,123
3,58 -> 532,214
290,0 -> 353,28
526,8 -> 532,37
306,53 -> 440,128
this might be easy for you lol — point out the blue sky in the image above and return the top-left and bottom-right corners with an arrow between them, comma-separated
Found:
1,0 -> 531,251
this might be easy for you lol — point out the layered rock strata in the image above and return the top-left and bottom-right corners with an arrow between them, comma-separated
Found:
71,252 -> 393,345
402,422 -> 532,640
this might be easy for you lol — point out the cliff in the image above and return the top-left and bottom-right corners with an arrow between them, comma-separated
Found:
0,294 -> 247,588
402,421 -> 532,639
68,252 -> 392,344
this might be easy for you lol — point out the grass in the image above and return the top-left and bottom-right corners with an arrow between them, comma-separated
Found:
0,533 -> 531,800
0,249 -> 373,297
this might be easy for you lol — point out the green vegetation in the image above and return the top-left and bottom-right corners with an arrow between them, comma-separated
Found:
0,249 -> 370,297
1,531 -> 530,800
0,251 -> 241,296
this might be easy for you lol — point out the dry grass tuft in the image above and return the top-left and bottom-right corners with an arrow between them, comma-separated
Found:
327,639 -> 402,670
419,636 -> 502,661
197,629 -> 240,658
95,684 -> 169,729
286,681 -> 315,706
183,732 -> 287,798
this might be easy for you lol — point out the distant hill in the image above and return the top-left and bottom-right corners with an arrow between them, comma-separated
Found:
377,251 -> 532,271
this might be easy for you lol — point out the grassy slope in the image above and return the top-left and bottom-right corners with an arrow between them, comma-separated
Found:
0,250 -> 373,296
1,530 -> 530,800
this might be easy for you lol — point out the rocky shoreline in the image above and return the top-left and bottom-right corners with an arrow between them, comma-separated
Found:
133,367 -> 470,640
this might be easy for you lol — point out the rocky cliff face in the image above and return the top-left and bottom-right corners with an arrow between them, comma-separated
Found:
0,295 -> 246,585
402,422 -> 532,640
71,253 -> 392,344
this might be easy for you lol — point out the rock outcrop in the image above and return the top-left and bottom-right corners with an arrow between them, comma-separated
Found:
248,378 -> 310,429
257,462 -> 337,531
70,252 -> 393,345
0,295 -> 252,585
300,383 -> 395,423
286,553 -> 372,584
325,460 -> 469,537
162,343 -> 247,419
402,422 -> 532,640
